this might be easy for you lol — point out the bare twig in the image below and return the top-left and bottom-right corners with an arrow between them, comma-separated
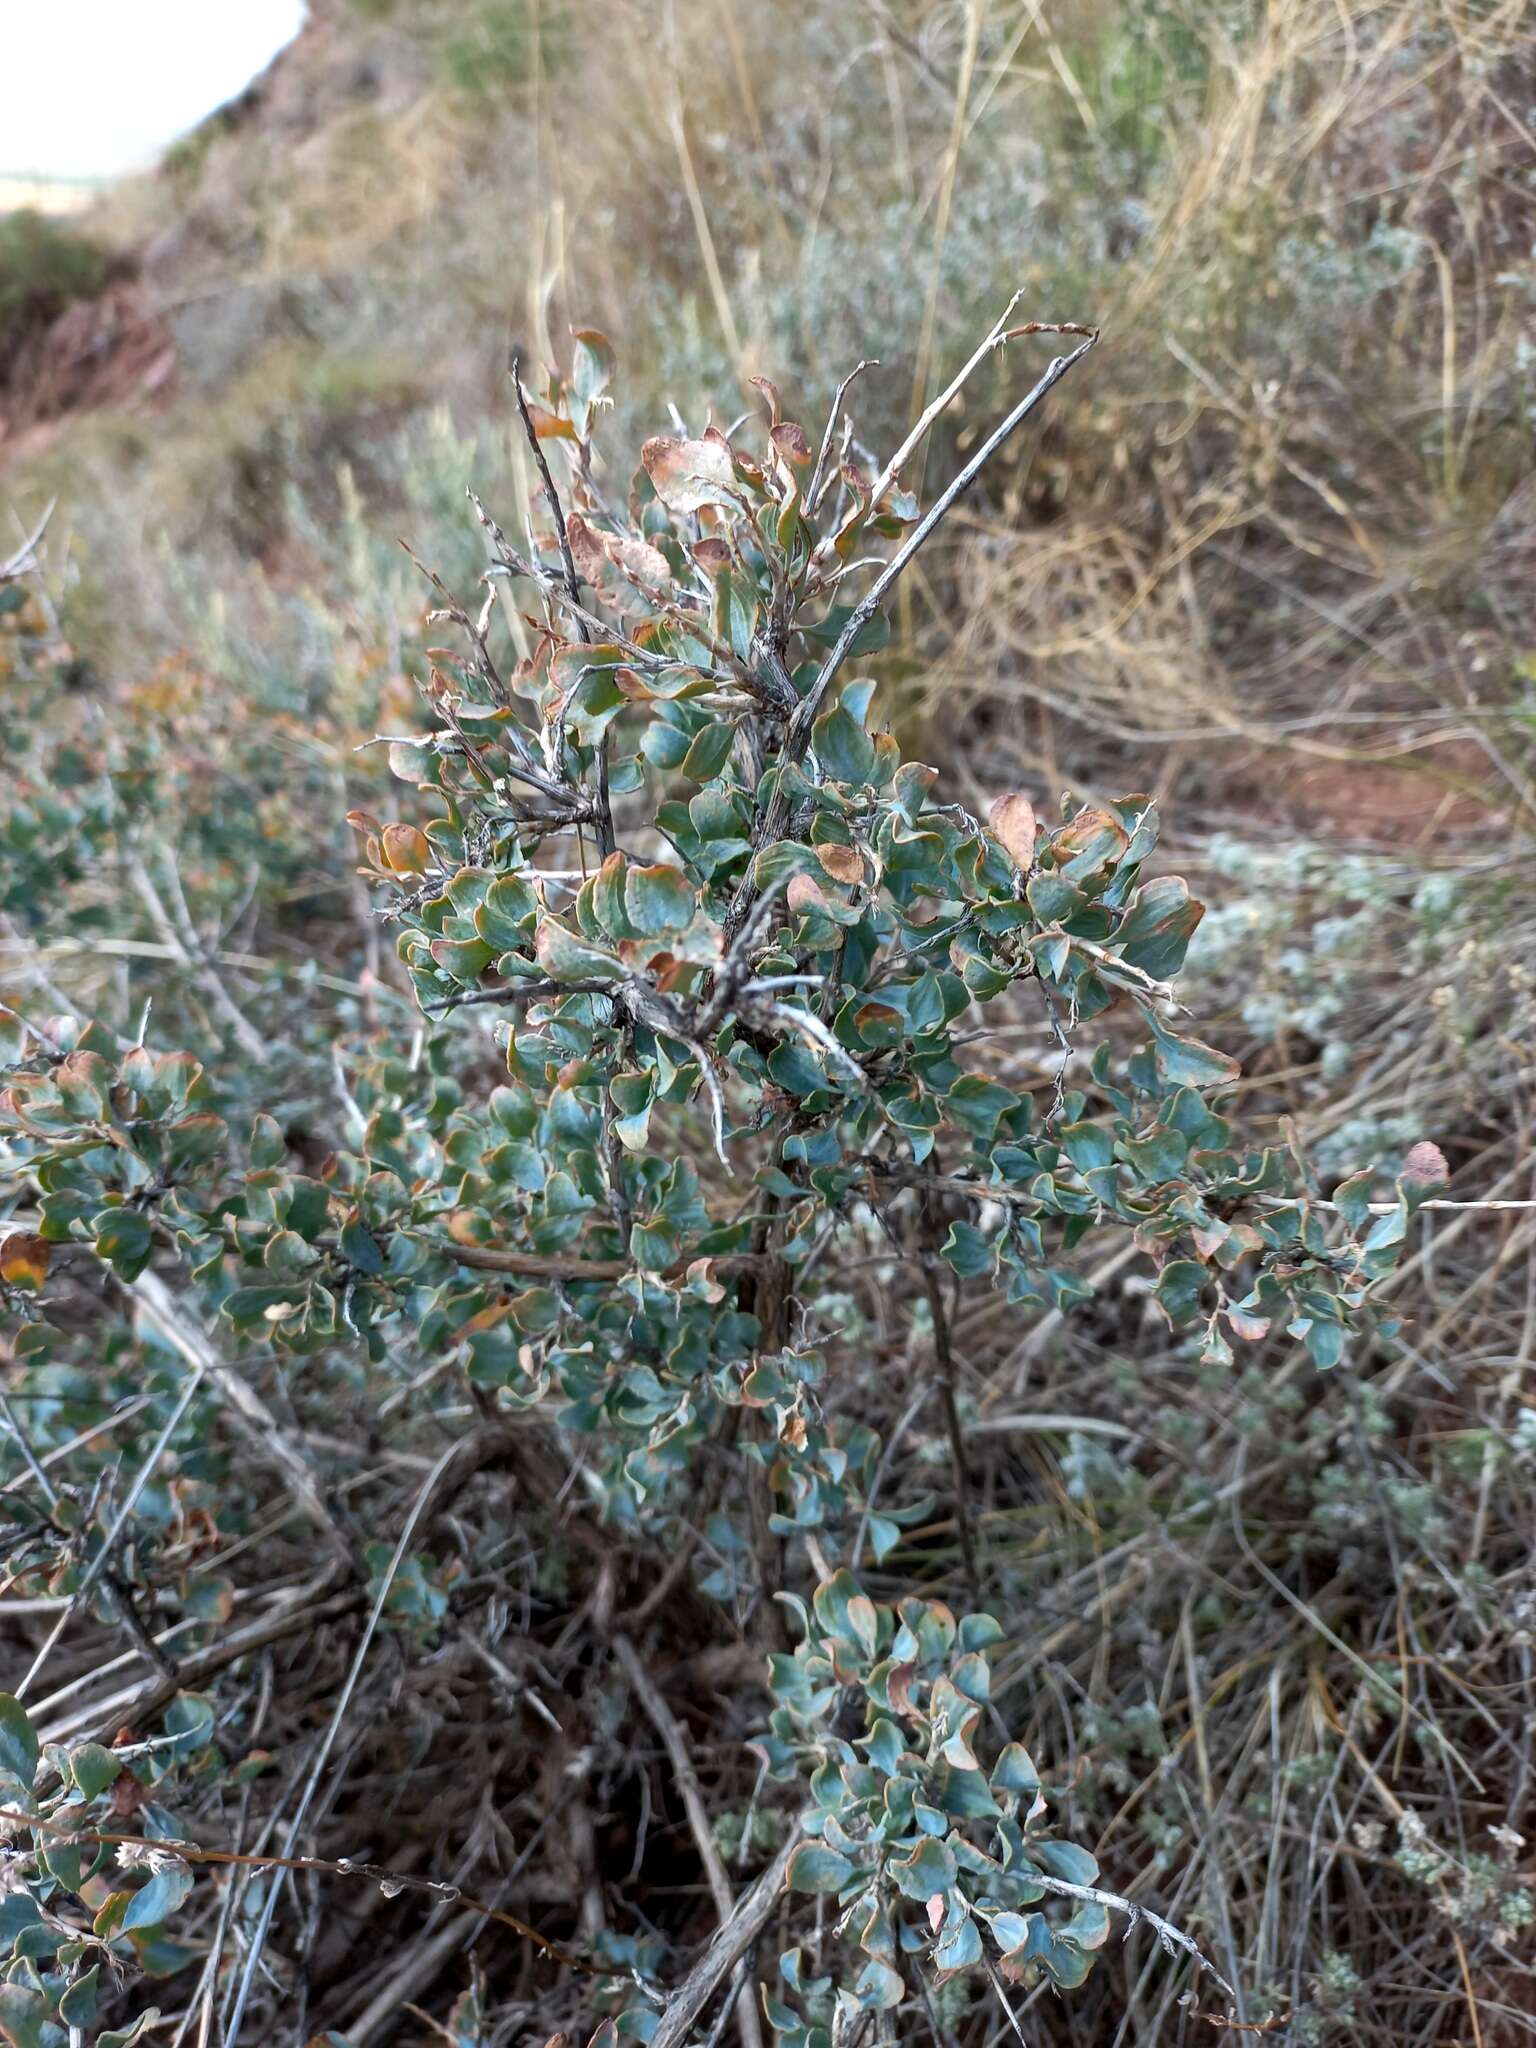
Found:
127,854 -> 268,1064
791,334 -> 1095,751
0,1387 -> 180,1687
1018,1868 -> 1237,2001
510,358 -> 589,647
221,1430 -> 534,2044
1,497 -> 55,583
648,1825 -> 805,2048
132,1273 -> 354,1564
2,1808 -> 603,1978
918,1251 -> 980,1607
868,306 -> 1093,511
14,1348 -> 209,1702
808,358 -> 878,509
435,1238 -> 768,1282
615,1636 -> 766,2048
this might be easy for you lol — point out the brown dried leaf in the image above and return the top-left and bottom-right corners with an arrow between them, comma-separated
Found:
689,536 -> 732,572
748,374 -> 782,425
380,823 -> 430,875
1402,1140 -> 1449,1186
640,434 -> 737,513
988,792 -> 1038,870
526,403 -> 577,441
604,531 -> 671,586
564,513 -> 609,582
0,1232 -> 50,1291
787,873 -> 830,915
770,420 -> 813,467
815,842 -> 863,885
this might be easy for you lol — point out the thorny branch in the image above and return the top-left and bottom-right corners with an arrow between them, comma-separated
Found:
0,1809 -> 607,1976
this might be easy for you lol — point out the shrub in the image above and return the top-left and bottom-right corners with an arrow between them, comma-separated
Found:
0,211 -> 109,374
0,318 -> 1440,2041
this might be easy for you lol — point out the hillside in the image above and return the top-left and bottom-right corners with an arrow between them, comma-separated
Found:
6,0 -> 1533,818
2,5 -> 1535,2045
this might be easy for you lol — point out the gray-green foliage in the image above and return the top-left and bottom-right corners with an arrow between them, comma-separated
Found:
761,1573 -> 1108,2019
0,328 -> 1438,2032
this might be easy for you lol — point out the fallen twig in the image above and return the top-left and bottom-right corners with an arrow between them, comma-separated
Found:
616,1635 -> 766,2048
648,1825 -> 805,2048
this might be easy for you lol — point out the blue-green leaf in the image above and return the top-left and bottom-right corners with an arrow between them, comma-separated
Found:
787,1843 -> 856,1894
0,1694 -> 39,1788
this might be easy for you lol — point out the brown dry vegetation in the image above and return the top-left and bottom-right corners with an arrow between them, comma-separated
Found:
3,2 -> 1536,2044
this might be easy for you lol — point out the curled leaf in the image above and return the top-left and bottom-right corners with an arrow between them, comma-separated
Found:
1401,1140 -> 1449,1187
0,1232 -> 50,1291
787,873 -> 831,915
988,792 -> 1038,870
770,420 -> 813,467
815,842 -> 864,885
525,402 -> 577,440
380,824 -> 431,876
641,435 -> 737,513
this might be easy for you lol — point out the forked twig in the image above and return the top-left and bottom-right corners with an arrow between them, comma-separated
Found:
808,358 -> 878,509
867,302 -> 1093,509
0,1809 -> 604,1978
790,333 -> 1097,753
1019,1869 -> 1237,2001
1,497 -> 56,583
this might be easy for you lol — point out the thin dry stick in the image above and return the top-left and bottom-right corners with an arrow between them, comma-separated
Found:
14,1352 -> 209,1702
46,1579 -> 362,1750
872,299 -> 1094,512
1259,1194 -> 1536,1213
0,932 -> 401,1007
720,337 -> 1094,954
1227,1477 -> 1482,1790
221,1432 -> 527,2046
0,1387 -> 179,1687
1,1811 -> 603,1978
789,335 -> 1097,754
917,1257 -> 980,1606
616,1636 -> 766,2048
435,1239 -> 769,1282
510,357 -> 588,649
0,497 -> 55,582
648,1825 -> 805,2048
132,1272 -> 353,1563
807,358 -> 878,510
863,1175 -> 1536,1215
127,854 -> 268,1064
1018,1868 -> 1237,2002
